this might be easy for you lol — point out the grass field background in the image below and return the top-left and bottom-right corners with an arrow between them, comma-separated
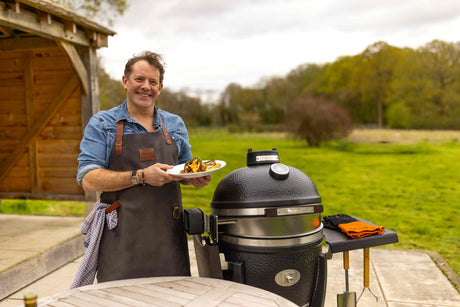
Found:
1,128 -> 459,280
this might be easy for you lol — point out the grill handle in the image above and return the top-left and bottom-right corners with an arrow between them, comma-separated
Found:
184,208 -> 236,243
184,208 -> 204,235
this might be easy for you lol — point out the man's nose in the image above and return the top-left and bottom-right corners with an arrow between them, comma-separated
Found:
140,80 -> 150,88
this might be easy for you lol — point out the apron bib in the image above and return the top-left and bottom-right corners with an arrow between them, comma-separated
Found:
97,115 -> 190,282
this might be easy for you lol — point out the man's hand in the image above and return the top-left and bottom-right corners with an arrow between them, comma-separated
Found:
182,175 -> 211,188
143,163 -> 182,186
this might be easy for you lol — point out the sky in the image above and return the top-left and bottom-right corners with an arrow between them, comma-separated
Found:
98,0 -> 460,102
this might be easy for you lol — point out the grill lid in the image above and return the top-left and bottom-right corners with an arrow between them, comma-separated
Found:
211,149 -> 321,210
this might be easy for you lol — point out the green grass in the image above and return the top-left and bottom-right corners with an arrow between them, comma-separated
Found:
183,129 -> 460,280
2,128 -> 459,280
0,200 -> 85,216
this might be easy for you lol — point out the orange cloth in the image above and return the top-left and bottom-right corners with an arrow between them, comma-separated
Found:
338,221 -> 385,239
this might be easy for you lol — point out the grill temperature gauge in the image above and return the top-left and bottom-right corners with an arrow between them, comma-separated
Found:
269,163 -> 290,180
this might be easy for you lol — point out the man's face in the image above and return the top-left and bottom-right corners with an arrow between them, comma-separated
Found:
122,60 -> 163,109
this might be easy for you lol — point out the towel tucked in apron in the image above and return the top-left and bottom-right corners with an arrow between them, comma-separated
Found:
97,115 -> 190,282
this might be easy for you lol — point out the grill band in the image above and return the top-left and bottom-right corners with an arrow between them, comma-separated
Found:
219,224 -> 323,248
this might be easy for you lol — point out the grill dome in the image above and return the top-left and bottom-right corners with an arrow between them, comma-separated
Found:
211,149 -> 321,210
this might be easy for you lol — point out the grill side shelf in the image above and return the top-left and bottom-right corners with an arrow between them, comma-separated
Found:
323,217 -> 399,253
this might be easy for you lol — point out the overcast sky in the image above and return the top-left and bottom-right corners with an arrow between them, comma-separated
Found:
98,0 -> 460,102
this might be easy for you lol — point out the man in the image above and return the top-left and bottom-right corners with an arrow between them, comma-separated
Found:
77,51 -> 210,282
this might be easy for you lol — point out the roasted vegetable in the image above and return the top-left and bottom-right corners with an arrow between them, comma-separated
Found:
181,158 -> 221,174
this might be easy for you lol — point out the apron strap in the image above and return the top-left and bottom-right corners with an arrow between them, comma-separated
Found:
115,113 -> 172,156
115,120 -> 124,155
159,114 -> 173,145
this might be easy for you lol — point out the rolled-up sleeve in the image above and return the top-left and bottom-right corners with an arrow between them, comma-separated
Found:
77,115 -> 112,185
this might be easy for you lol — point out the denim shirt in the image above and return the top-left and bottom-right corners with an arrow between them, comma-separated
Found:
77,101 -> 193,185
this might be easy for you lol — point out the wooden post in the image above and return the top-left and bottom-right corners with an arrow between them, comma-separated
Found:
80,46 -> 100,216
24,51 -> 40,193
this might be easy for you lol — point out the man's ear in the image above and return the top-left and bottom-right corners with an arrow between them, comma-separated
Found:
122,75 -> 128,89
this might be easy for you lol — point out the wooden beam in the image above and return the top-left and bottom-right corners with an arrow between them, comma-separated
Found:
13,0 -> 21,13
56,39 -> 89,95
80,46 -> 99,127
92,33 -> 108,48
0,36 -> 58,51
0,4 -> 90,46
63,20 -> 76,33
0,24 -> 13,36
80,46 -> 100,213
24,51 -> 40,192
19,0 -> 116,36
37,11 -> 51,24
0,75 -> 80,183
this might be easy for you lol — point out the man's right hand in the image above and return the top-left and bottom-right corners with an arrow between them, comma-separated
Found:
143,163 -> 182,186
81,163 -> 182,192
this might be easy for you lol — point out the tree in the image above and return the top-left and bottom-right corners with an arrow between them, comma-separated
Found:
359,41 -> 401,128
50,0 -> 128,26
389,40 -> 460,129
217,83 -> 243,126
287,63 -> 324,95
98,64 -> 126,110
286,95 -> 353,147
316,56 -> 371,123
157,89 -> 212,126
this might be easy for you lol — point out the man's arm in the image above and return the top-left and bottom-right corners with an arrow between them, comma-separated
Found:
81,163 -> 183,192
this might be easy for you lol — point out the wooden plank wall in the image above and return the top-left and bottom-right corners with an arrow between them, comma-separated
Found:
0,47 -> 85,200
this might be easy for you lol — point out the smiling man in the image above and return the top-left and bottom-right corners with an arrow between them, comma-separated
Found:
75,51 -> 211,284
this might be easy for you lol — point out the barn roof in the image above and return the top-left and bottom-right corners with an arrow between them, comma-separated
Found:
0,0 -> 116,49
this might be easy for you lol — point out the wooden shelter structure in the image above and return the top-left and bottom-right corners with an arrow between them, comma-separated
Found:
0,0 -> 115,202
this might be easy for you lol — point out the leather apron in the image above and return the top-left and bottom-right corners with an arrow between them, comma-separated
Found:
97,114 -> 190,282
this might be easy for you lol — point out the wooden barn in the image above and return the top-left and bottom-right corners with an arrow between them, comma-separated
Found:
0,0 -> 115,202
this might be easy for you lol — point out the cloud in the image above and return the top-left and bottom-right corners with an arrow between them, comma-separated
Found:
99,0 -> 460,100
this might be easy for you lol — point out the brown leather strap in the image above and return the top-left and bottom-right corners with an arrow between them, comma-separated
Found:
159,114 -> 173,145
115,121 -> 124,155
105,200 -> 121,214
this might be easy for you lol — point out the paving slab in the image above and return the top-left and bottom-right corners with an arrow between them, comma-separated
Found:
0,214 -> 85,300
372,249 -> 460,307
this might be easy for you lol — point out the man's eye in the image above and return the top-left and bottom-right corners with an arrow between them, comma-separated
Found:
150,81 -> 157,85
135,78 -> 144,82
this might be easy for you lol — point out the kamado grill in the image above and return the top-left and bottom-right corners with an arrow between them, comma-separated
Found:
185,149 -> 327,307
184,148 -> 398,307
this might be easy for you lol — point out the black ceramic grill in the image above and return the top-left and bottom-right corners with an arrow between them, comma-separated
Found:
185,149 -> 327,307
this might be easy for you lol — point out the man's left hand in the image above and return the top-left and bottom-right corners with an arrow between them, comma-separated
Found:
183,175 -> 211,188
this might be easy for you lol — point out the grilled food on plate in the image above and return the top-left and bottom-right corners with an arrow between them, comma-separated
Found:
181,158 -> 221,174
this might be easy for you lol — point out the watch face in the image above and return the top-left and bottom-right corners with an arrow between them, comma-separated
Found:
131,176 -> 140,184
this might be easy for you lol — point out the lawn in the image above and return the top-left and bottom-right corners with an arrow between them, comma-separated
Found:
1,128 -> 459,281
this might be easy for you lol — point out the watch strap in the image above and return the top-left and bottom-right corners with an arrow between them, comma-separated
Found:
131,170 -> 140,185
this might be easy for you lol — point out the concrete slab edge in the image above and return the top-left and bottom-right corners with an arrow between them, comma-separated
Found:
0,234 -> 85,300
426,250 -> 460,293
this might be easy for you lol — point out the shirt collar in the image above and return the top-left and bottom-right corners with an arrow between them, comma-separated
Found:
115,100 -> 161,130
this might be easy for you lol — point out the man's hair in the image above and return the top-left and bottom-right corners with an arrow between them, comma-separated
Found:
124,51 -> 166,84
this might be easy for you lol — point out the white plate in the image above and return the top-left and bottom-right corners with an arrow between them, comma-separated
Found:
167,160 -> 226,178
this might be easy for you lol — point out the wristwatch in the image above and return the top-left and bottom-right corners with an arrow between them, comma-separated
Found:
131,170 -> 140,185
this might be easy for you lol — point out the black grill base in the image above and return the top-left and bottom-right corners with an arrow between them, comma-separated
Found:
219,238 -> 323,306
